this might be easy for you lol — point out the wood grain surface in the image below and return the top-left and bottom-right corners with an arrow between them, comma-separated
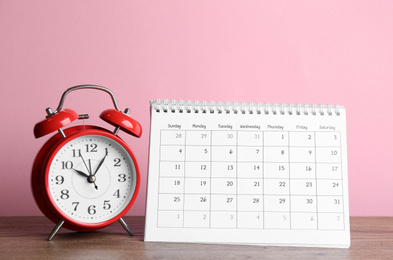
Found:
0,216 -> 392,259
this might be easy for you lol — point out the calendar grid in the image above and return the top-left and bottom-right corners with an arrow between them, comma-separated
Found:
182,131 -> 186,228
339,132 -> 345,230
157,176 -> 345,180
236,130 -> 238,229
209,130 -> 212,228
262,131 -> 265,229
314,131 -> 319,229
156,129 -> 345,231
288,131 -> 292,229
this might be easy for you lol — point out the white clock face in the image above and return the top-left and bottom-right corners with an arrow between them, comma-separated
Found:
48,134 -> 137,224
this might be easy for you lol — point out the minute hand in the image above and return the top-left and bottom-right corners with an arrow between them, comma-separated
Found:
93,154 -> 107,176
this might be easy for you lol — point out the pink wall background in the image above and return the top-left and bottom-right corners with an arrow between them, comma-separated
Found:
1,1 -> 392,216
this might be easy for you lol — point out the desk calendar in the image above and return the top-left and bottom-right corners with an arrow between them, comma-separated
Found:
145,100 -> 350,248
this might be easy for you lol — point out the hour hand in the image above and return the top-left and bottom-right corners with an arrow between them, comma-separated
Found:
72,168 -> 89,178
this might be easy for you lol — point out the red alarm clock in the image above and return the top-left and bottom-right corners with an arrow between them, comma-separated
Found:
31,85 -> 142,240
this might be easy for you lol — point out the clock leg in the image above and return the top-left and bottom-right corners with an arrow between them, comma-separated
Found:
118,218 -> 134,236
48,220 -> 65,241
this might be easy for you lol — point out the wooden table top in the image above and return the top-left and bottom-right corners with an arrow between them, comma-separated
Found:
0,216 -> 392,259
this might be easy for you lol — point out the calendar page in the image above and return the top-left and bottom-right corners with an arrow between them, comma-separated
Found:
145,100 -> 350,248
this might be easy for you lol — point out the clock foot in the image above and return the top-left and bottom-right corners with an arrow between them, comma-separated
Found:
118,217 -> 134,236
48,220 -> 65,241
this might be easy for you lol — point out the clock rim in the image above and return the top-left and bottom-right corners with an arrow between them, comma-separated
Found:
32,125 -> 140,231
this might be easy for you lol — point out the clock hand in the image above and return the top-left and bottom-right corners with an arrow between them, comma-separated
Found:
72,168 -> 98,190
80,154 -> 92,175
72,168 -> 89,178
88,159 -> 92,175
88,177 -> 98,190
93,154 -> 107,176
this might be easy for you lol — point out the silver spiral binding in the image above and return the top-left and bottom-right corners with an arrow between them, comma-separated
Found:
150,100 -> 342,116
